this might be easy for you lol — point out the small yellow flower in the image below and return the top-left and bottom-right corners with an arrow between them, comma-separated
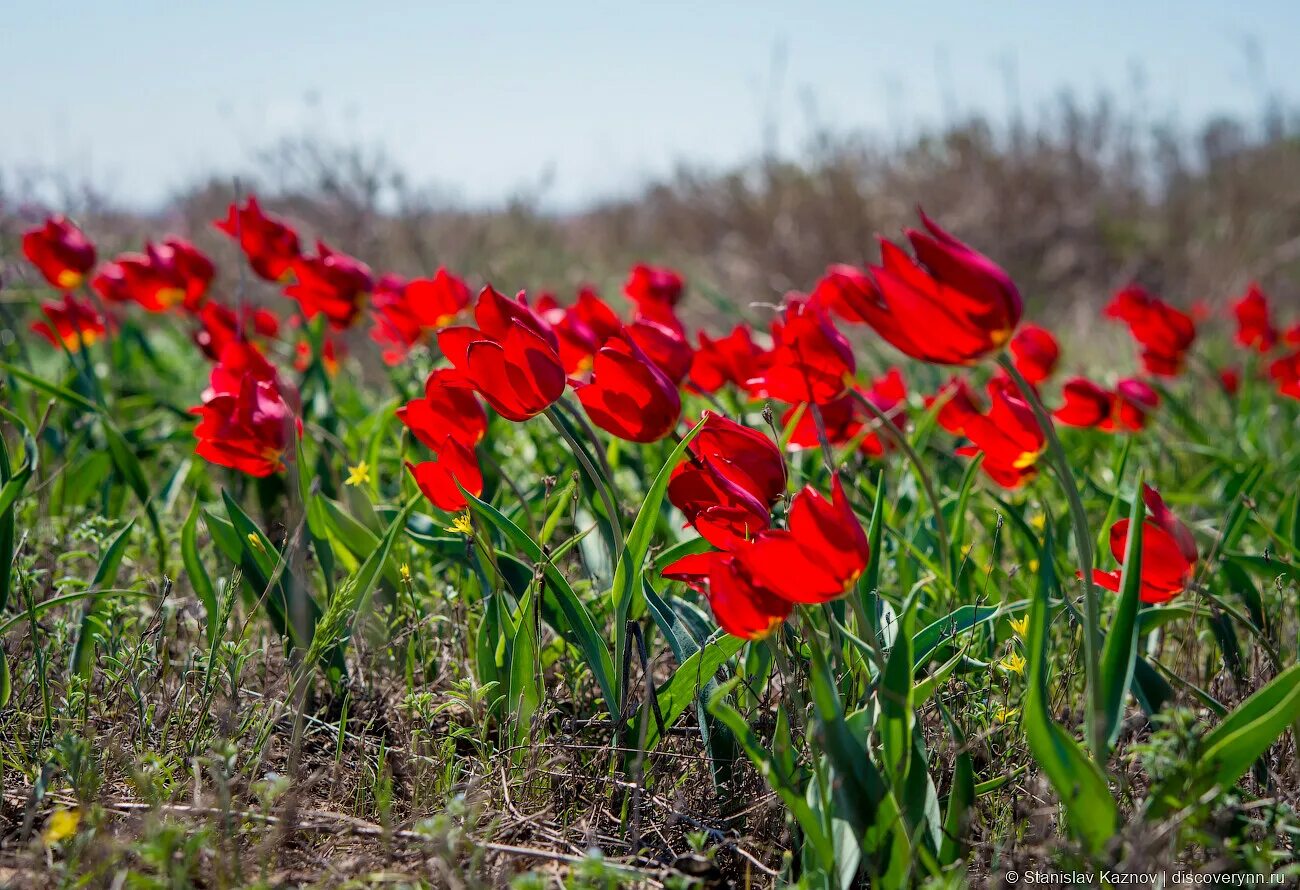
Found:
400,562 -> 412,582
345,461 -> 371,487
246,533 -> 265,553
994,706 -> 1019,724
446,512 -> 474,537
1029,513 -> 1046,531
43,808 -> 81,844
1008,615 -> 1029,638
999,651 -> 1027,676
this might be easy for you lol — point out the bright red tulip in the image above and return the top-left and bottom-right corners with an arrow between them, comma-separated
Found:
667,459 -> 771,548
205,340 -> 292,405
1269,350 -> 1300,400
784,368 -> 907,458
22,217 -> 96,291
30,294 -> 106,352
662,550 -> 791,640
628,318 -> 693,385
193,301 -> 280,361
294,334 -> 345,376
689,413 -> 787,506
92,239 -> 215,313
748,296 -> 855,405
735,475 -> 870,604
371,269 -> 471,363
397,369 -> 489,450
1230,283 -> 1277,353
191,372 -> 297,478
1111,378 -> 1160,432
437,287 -> 565,422
935,378 -> 1044,489
1009,324 -> 1060,384
537,288 -> 623,375
624,263 -> 684,330
1092,484 -> 1197,604
214,196 -> 302,282
575,336 -> 682,443
811,264 -> 877,324
860,210 -> 1022,364
406,438 -> 484,513
1105,285 -> 1196,377
690,325 -> 767,394
1053,377 -> 1159,433
285,241 -> 373,329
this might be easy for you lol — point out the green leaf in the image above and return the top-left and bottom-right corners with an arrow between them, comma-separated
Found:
69,520 -> 136,681
463,490 -> 618,721
0,361 -> 100,412
912,601 -> 1028,666
1023,526 -> 1117,854
1098,479 -> 1144,753
630,630 -> 744,754
102,421 -> 166,572
938,704 -> 975,866
182,499 -> 219,641
0,589 -> 157,636
880,593 -> 916,783
507,589 -> 541,747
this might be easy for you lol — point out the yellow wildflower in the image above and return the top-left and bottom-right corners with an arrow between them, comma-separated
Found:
400,562 -> 412,582
446,512 -> 474,537
345,461 -> 371,487
994,707 -> 1019,724
43,808 -> 81,844
999,651 -> 1027,676
1008,615 -> 1029,638
246,533 -> 265,553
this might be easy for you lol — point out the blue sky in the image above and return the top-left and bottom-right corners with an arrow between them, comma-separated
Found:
4,1 -> 1298,209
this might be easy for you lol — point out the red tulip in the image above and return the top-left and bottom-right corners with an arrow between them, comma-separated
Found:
191,372 -> 297,478
22,216 -> 97,290
1219,366 -> 1241,396
1054,377 -> 1159,433
1230,283 -> 1277,353
92,239 -> 215,313
575,335 -> 682,443
397,369 -> 489,450
193,301 -> 280,361
935,378 -> 1044,489
1111,378 -> 1160,432
690,325 -> 767,394
689,413 -> 787,506
1009,324 -> 1060,384
1105,285 -> 1196,377
294,334 -> 345,376
667,459 -> 771,548
1092,484 -> 1197,604
624,263 -> 684,330
537,288 -> 623,375
735,475 -> 870,604
748,296 -> 855,404
30,294 -> 106,352
784,368 -> 907,458
437,287 -> 565,422
214,196 -> 302,282
285,241 -> 373,329
370,269 -> 471,363
205,340 -> 292,405
662,550 -> 791,640
811,264 -> 878,324
861,210 -> 1022,364
628,318 -> 693,385
1269,350 -> 1300,400
1285,324 -> 1300,348
406,438 -> 484,513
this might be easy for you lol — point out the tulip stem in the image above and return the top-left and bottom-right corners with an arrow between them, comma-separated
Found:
807,402 -> 837,476
544,406 -> 624,561
849,390 -> 952,579
997,353 -> 1104,762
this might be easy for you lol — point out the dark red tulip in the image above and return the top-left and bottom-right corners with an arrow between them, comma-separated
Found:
537,287 -> 623,375
30,294 -> 106,352
1092,484 -> 1197,604
628,318 -> 693,385
1054,377 -> 1159,433
1009,324 -> 1060,384
285,241 -> 373,329
1230,284 -> 1277,353
735,475 -> 870,604
406,438 -> 484,513
191,373 -> 297,478
437,287 -> 565,422
1111,378 -> 1160,432
22,217 -> 97,291
1219,366 -> 1241,396
662,550 -> 791,640
785,368 -> 907,458
690,413 -> 787,506
861,210 -> 1021,365
935,378 -> 1044,489
397,369 -> 489,450
370,269 -> 472,363
193,301 -> 280,361
1105,285 -> 1196,377
748,296 -> 855,405
811,264 -> 878,324
575,335 -> 682,443
690,325 -> 767,394
214,196 -> 302,282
